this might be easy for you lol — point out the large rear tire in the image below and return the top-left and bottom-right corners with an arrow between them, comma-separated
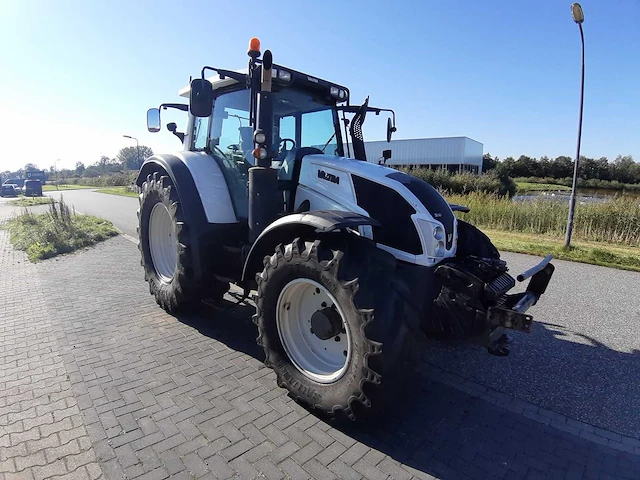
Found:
254,236 -> 415,421
137,172 -> 201,312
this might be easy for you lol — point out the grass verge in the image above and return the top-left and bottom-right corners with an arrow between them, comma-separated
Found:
3,197 -> 118,262
95,186 -> 138,198
516,182 -> 572,192
9,197 -> 54,207
484,228 -> 640,272
42,185 -> 94,191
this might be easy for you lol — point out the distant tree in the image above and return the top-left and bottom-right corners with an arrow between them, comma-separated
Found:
496,156 -> 516,177
482,153 -> 498,172
117,146 -> 153,170
611,155 -> 637,183
513,155 -> 539,177
538,156 -> 551,177
83,165 -> 101,178
549,156 -> 573,178
594,157 -> 611,181
24,163 -> 39,172
75,162 -> 85,177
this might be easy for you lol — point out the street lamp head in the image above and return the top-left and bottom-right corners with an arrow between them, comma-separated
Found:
571,3 -> 584,24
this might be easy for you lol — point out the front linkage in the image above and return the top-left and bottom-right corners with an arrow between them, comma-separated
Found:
430,254 -> 555,356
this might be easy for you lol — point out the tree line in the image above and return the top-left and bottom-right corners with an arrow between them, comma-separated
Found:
483,153 -> 639,184
1,146 -> 153,182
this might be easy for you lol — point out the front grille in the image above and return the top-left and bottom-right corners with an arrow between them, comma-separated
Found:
352,175 -> 423,255
386,172 -> 455,250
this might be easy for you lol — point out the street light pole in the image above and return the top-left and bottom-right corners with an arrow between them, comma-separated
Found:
123,135 -> 140,170
565,3 -> 585,248
54,159 -> 59,191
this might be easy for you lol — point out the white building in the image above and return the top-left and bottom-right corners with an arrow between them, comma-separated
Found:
360,136 -> 484,174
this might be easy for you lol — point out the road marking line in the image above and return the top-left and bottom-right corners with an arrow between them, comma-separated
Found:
120,232 -> 139,245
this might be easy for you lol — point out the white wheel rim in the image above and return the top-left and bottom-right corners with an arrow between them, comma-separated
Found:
148,203 -> 178,283
276,278 -> 351,384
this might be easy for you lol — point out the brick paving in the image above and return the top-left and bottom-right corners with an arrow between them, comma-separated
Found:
1,206 -> 640,479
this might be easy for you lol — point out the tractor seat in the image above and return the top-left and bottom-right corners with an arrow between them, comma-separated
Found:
278,147 -> 323,212
238,126 -> 254,157
278,147 -> 323,182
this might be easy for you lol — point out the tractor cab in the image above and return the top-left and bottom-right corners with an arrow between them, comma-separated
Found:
147,40 -> 396,223
172,65 -> 352,215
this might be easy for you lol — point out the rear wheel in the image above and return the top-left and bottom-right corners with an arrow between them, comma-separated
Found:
254,236 -> 415,421
137,172 -> 200,312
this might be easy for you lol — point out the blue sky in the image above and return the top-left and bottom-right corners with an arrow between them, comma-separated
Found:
1,0 -> 638,171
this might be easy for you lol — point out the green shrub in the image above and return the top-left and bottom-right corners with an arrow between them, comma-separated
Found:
56,172 -> 137,187
399,167 -> 517,197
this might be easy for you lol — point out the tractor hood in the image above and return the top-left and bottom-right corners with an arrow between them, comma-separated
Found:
295,154 -> 458,266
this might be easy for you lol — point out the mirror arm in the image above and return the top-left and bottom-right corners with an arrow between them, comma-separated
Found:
159,103 -> 188,112
201,66 -> 247,84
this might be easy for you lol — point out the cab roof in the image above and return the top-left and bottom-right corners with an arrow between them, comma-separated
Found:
178,65 -> 349,102
178,68 -> 246,98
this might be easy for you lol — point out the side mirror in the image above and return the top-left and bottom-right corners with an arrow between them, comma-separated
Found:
386,117 -> 396,143
147,108 -> 161,133
189,78 -> 214,117
382,149 -> 392,161
166,122 -> 177,133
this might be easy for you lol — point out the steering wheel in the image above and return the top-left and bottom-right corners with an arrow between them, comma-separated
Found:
279,138 -> 296,152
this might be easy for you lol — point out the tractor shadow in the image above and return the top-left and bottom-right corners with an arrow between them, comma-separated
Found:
174,294 -> 640,479
173,291 -> 265,362
321,322 -> 640,479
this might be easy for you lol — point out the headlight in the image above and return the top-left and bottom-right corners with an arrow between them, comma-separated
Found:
254,130 -> 266,144
433,226 -> 444,241
434,241 -> 445,257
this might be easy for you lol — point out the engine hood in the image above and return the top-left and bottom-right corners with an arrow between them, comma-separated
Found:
296,153 -> 458,265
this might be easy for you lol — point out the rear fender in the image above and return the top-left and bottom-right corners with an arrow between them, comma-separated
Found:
241,210 -> 380,287
136,155 -> 236,281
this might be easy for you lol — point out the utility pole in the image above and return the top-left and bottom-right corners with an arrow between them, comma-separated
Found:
565,3 -> 585,248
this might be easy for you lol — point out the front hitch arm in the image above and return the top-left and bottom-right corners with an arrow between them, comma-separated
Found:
482,257 -> 555,356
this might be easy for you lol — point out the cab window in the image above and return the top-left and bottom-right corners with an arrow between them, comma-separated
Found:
193,117 -> 210,150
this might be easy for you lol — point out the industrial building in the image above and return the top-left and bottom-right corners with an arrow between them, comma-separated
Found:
360,136 -> 484,174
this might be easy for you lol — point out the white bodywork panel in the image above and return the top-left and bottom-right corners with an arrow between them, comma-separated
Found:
296,155 -> 457,267
173,151 -> 238,224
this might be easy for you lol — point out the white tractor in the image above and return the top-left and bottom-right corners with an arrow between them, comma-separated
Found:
137,38 -> 555,421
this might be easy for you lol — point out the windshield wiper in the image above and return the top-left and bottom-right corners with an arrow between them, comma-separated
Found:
321,132 -> 337,152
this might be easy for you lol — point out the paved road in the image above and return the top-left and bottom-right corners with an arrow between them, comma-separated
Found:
44,189 -> 640,439
47,189 -> 139,238
3,227 -> 639,480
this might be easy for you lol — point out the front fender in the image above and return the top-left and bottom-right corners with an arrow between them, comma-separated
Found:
241,210 -> 380,285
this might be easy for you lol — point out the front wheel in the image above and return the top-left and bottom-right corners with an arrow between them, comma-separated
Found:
254,236 -> 415,421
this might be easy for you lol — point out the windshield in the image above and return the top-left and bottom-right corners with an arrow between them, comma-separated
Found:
208,87 -> 341,165
206,87 -> 342,219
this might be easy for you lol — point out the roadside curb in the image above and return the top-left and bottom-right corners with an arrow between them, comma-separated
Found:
425,362 -> 640,455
